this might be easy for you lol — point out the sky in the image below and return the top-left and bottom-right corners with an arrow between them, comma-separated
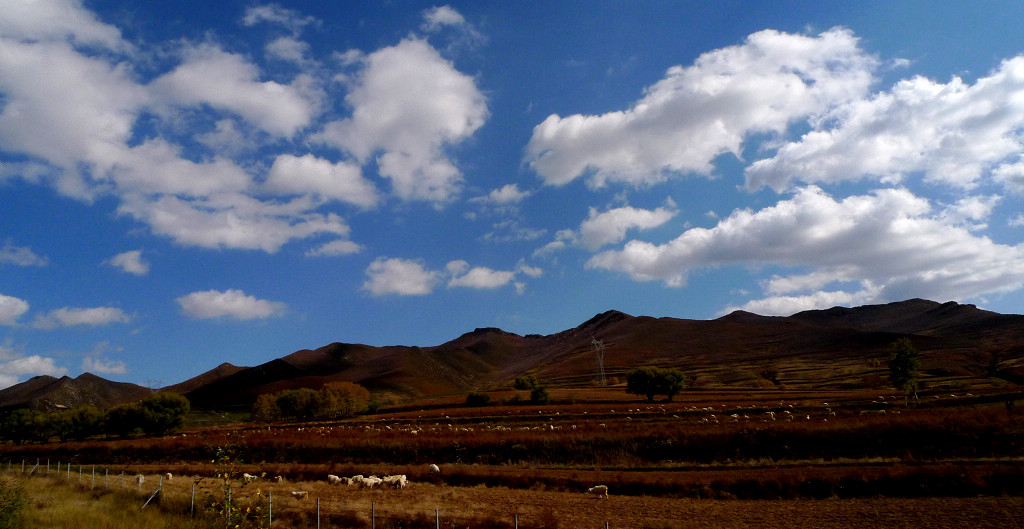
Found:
2,1 -> 1024,389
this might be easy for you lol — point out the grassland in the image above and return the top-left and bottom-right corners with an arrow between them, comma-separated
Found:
2,385 -> 1023,528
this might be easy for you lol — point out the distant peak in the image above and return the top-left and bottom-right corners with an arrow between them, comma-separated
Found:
579,310 -> 630,329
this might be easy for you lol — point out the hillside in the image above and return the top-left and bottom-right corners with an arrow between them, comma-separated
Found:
182,299 -> 1024,410
0,373 -> 153,411
3,298 -> 1021,412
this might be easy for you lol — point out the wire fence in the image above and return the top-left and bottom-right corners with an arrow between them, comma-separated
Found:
4,459 -> 613,529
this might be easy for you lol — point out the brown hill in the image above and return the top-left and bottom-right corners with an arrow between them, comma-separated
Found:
0,372 -> 153,412
161,362 -> 247,395
184,299 -> 1024,410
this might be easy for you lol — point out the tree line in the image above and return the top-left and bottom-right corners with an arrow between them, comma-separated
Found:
250,381 -> 371,422
0,393 -> 190,444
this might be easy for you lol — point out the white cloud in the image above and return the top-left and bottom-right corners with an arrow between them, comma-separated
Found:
0,241 -> 47,267
746,57 -> 1024,191
589,186 -> 1024,308
81,356 -> 128,375
525,27 -> 877,187
33,306 -> 131,329
0,293 -> 29,326
118,194 -> 350,253
0,354 -> 66,389
578,205 -> 677,251
149,43 -> 319,138
472,184 -> 531,205
306,239 -> 362,257
176,289 -> 286,320
242,4 -> 319,34
363,257 -> 441,296
316,38 -> 488,202
266,36 -> 311,64
446,260 -> 516,289
724,289 -> 880,317
107,250 -> 150,276
264,153 -> 378,207
421,6 -> 467,32
0,0 -> 127,51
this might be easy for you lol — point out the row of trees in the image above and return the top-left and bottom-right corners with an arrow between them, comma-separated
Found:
251,381 -> 370,422
0,393 -> 190,444
626,366 -> 687,402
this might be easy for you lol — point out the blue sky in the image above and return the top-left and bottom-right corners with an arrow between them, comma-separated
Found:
2,1 -> 1024,389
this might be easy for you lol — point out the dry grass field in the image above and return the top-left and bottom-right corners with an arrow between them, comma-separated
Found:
3,386 -> 1023,528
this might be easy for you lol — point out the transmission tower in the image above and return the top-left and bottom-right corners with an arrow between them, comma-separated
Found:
591,337 -> 606,386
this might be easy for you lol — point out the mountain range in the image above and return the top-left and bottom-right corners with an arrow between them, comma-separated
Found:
2,299 -> 1022,412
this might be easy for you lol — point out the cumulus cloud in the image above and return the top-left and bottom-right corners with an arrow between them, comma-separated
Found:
0,353 -> 66,389
0,293 -> 29,326
746,57 -> 1024,191
33,306 -> 131,329
149,43 -> 319,138
421,5 -> 467,31
107,250 -> 149,275
264,153 -> 378,207
82,356 -> 128,375
471,184 -> 531,205
306,239 -> 362,257
242,4 -> 319,34
363,257 -> 441,296
446,260 -> 516,289
578,205 -> 677,251
317,38 -> 488,202
176,289 -> 286,320
0,241 -> 47,267
525,27 -> 877,187
588,186 -> 1024,313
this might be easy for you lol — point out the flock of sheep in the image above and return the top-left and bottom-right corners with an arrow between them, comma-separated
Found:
135,464 -> 609,501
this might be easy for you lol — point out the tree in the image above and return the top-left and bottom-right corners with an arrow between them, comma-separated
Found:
889,338 -> 921,406
627,366 -> 688,402
138,393 -> 191,436
320,381 -> 370,418
514,374 -> 539,390
530,386 -> 550,405
65,405 -> 104,441
104,403 -> 142,438
465,392 -> 491,407
251,393 -> 279,422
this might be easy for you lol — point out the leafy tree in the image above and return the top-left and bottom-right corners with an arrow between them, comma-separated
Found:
465,392 -> 491,407
889,337 -> 921,406
138,392 -> 190,436
529,386 -> 550,405
626,366 -> 660,402
513,374 -> 539,390
251,393 -> 279,422
65,405 -> 104,441
1,409 -> 45,444
104,403 -> 142,438
275,388 -> 320,421
627,366 -> 688,402
320,381 -> 370,418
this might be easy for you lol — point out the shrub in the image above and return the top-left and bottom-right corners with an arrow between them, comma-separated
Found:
530,387 -> 550,405
513,375 -> 539,390
0,476 -> 25,529
465,392 -> 491,407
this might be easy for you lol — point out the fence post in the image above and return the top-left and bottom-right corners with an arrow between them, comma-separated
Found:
317,497 -> 320,529
515,514 -> 518,529
79,465 -> 82,483
436,509 -> 439,529
21,460 -> 24,473
46,459 -> 49,474
105,469 -> 109,488
191,484 -> 195,516
269,491 -> 272,526
121,471 -> 124,488
372,502 -> 375,529
92,466 -> 95,488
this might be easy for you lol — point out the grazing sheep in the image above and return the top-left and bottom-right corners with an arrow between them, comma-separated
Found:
383,474 -> 408,489
242,473 -> 257,482
327,474 -> 343,485
587,485 -> 609,498
164,473 -> 173,481
429,464 -> 440,474
136,474 -> 145,486
363,476 -> 382,488
274,476 -> 285,483
290,491 -> 308,500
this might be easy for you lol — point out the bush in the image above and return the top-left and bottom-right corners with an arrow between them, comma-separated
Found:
530,387 -> 550,405
513,375 -> 539,390
465,392 -> 491,407
0,476 -> 25,529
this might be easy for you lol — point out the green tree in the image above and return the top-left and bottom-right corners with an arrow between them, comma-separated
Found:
320,381 -> 370,418
513,374 -> 539,390
626,366 -> 660,402
104,403 -> 142,438
529,386 -> 550,405
465,392 -> 491,407
251,393 -> 279,422
275,388 -> 320,421
655,368 -> 686,402
65,405 -> 104,441
889,337 -> 921,406
138,392 -> 190,436
627,366 -> 688,402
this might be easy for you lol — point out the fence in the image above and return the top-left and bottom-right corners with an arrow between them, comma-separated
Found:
3,459 -> 614,529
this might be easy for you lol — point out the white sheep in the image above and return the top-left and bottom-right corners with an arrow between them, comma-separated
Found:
274,476 -> 285,483
429,464 -> 440,474
348,474 -> 364,487
164,473 -> 173,481
588,485 -> 609,498
242,473 -> 257,482
327,474 -> 343,485
383,474 -> 408,489
136,474 -> 145,486
363,476 -> 382,488
290,491 -> 308,500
